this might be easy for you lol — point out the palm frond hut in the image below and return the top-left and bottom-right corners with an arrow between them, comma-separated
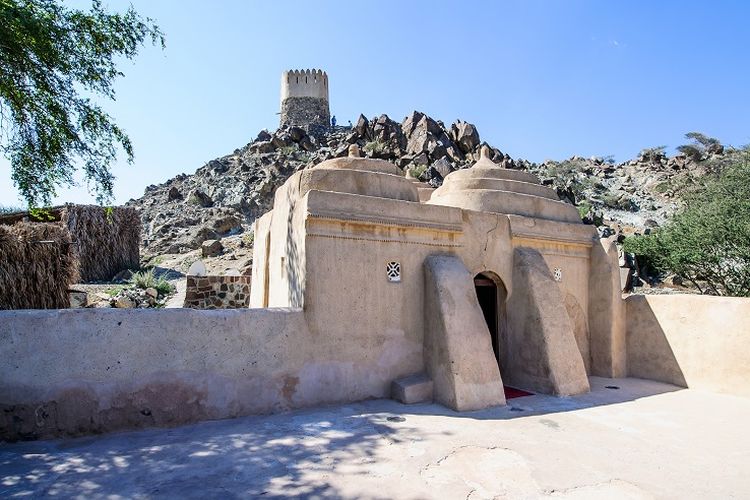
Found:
0,204 -> 140,309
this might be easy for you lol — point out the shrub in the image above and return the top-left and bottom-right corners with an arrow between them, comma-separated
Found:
131,269 -> 174,296
624,154 -> 750,296
640,146 -> 666,162
363,140 -> 388,157
408,164 -> 427,179
577,201 -> 591,219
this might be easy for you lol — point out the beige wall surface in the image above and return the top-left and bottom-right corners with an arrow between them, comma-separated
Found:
0,307 -> 395,441
250,211 -> 273,307
423,254 -> 505,410
588,237 -> 627,378
503,248 -> 590,396
626,294 -> 750,397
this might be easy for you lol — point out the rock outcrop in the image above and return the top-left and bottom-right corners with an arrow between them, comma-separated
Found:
126,112 -> 739,260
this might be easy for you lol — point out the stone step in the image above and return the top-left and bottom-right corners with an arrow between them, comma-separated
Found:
391,373 -> 433,404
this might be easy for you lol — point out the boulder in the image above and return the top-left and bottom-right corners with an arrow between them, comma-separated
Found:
451,120 -> 480,153
202,239 -> 224,257
430,158 -> 453,178
271,134 -> 291,149
254,141 -> 276,154
406,128 -> 429,155
413,152 -> 429,166
299,135 -> 316,152
256,129 -> 272,142
187,260 -> 207,276
115,296 -> 136,309
288,126 -> 305,142
213,214 -> 242,233
445,145 -> 464,163
167,186 -> 182,201
208,159 -> 228,174
190,189 -> 213,208
354,114 -> 369,138
68,290 -> 88,308
401,111 -> 424,137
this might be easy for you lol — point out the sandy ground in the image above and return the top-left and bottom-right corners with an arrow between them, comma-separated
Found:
1,377 -> 749,499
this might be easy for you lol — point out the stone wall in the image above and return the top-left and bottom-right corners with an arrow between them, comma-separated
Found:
626,294 -> 750,397
184,275 -> 251,309
280,96 -> 330,135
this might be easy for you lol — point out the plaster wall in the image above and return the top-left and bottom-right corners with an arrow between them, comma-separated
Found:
508,217 -> 596,373
588,237 -> 627,377
264,179 -> 309,308
250,211 -> 273,307
280,69 -> 328,100
0,308 -> 317,441
299,191 -> 466,401
503,248 -> 590,395
626,294 -> 750,397
423,255 -> 506,410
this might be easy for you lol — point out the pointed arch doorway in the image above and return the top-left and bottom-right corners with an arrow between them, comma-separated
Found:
473,272 -> 533,400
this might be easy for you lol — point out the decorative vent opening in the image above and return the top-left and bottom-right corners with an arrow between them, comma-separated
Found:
553,267 -> 562,282
386,262 -> 401,283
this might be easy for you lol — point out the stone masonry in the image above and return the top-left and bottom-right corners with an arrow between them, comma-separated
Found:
184,275 -> 251,309
280,69 -> 330,135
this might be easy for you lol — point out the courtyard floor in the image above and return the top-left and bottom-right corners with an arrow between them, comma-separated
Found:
1,377 -> 749,499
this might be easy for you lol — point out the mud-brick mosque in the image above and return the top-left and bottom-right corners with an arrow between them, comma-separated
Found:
250,69 -> 626,411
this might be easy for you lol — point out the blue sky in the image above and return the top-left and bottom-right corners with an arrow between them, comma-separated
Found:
2,0 -> 749,206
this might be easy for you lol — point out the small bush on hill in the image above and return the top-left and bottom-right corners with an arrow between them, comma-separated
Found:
640,146 -> 667,162
363,140 -> 388,157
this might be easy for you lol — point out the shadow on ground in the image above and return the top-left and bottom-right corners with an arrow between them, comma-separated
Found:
0,377 -> 683,498
0,404 -> 437,499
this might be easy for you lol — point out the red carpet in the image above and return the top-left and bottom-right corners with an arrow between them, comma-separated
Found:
504,386 -> 533,399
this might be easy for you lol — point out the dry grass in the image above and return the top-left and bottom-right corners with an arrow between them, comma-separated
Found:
0,222 -> 79,309
61,205 -> 140,282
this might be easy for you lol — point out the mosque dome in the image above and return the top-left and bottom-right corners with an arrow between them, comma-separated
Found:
295,144 -> 419,202
427,146 -> 582,223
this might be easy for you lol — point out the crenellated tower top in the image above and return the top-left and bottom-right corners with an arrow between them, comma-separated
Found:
281,69 -> 329,101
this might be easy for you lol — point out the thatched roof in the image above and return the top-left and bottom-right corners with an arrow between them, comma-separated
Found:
61,205 -> 140,282
0,204 -> 141,300
0,222 -> 79,309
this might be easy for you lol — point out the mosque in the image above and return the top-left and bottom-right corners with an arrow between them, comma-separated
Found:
250,134 -> 624,410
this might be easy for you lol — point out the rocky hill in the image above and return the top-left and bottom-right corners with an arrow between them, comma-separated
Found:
127,111 -> 739,262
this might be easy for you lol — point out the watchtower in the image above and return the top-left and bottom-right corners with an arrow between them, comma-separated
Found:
280,69 -> 330,135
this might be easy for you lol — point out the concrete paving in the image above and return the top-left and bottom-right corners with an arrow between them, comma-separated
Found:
1,377 -> 749,499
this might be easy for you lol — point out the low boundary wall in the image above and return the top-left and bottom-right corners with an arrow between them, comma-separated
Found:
184,275 -> 251,309
0,308 -> 311,441
626,294 -> 750,397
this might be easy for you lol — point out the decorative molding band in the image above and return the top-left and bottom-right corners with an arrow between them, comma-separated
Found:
307,211 -> 463,233
308,232 -> 464,248
513,236 -> 592,259
511,232 -> 594,248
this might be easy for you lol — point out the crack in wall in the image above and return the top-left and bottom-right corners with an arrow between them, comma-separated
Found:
484,216 -> 501,252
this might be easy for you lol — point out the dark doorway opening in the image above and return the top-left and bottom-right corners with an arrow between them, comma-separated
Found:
474,273 -> 534,400
474,275 -> 499,364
